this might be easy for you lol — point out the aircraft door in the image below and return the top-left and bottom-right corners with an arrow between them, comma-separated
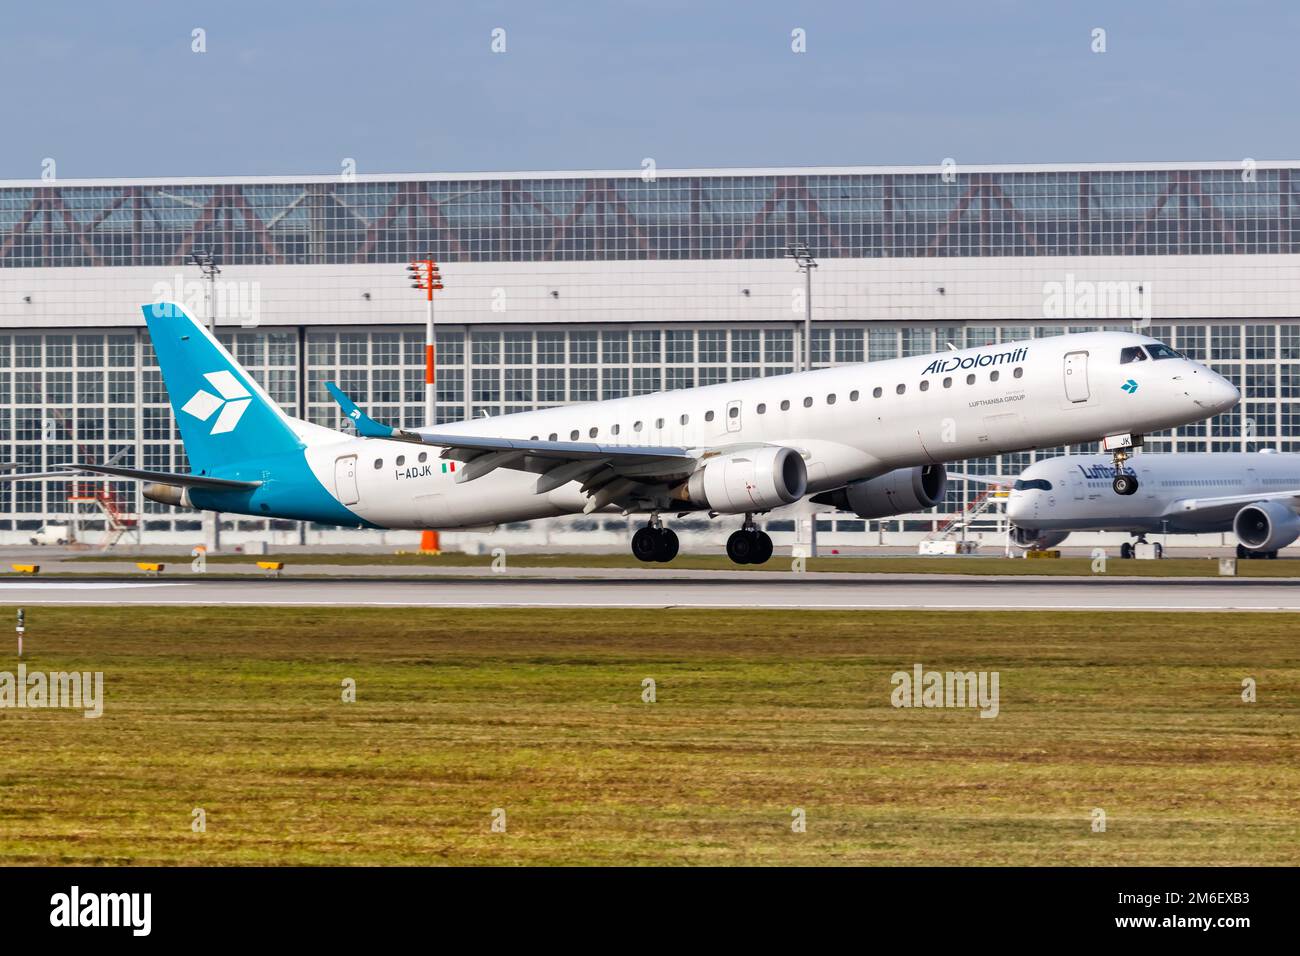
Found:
335,455 -> 360,506
725,400 -> 742,433
1063,351 -> 1090,403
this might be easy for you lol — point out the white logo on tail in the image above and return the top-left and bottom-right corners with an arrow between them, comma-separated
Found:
181,371 -> 251,434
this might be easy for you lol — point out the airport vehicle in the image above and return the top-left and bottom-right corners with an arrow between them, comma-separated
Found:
1002,451 -> 1300,559
2,303 -> 1237,565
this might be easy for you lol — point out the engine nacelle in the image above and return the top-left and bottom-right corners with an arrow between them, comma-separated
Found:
1009,526 -> 1070,551
811,465 -> 947,519
681,445 -> 808,514
143,482 -> 193,508
1233,500 -> 1300,552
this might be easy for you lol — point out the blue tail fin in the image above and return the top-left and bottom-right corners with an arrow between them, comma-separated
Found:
142,302 -> 303,475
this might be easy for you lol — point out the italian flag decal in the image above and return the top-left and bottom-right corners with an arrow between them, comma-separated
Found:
441,462 -> 456,474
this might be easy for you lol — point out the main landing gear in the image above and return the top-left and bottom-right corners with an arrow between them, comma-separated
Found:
631,514 -> 679,563
1119,537 -> 1163,559
726,514 -> 774,566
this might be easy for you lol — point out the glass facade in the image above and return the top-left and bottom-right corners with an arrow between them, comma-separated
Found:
2,166 -> 1298,267
1,321 -> 1295,534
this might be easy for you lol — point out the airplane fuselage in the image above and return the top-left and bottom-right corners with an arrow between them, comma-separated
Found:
189,330 -> 1237,530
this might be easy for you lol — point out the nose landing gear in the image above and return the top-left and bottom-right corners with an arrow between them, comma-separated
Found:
725,514 -> 774,565
631,514 -> 679,563
1103,435 -> 1142,495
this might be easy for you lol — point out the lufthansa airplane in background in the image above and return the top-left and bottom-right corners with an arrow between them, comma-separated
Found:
1001,450 -> 1300,559
2,303 -> 1238,565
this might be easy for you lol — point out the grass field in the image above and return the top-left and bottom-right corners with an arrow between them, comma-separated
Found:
64,550 -> 1300,577
0,607 -> 1296,866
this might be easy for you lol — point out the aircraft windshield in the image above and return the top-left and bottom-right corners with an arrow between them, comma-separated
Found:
1146,343 -> 1182,360
1013,478 -> 1053,491
1119,346 -> 1148,364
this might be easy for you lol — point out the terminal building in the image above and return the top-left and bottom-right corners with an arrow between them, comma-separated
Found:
2,161 -> 1299,548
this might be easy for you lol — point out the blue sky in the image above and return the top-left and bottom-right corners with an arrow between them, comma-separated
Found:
3,0 -> 1296,179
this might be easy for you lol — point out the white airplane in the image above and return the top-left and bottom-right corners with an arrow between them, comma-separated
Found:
3,303 -> 1238,565
1002,450 -> 1300,559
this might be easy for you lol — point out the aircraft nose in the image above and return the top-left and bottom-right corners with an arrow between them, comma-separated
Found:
1198,371 -> 1240,414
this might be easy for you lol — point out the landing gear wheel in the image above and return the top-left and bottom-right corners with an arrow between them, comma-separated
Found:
1120,542 -> 1134,560
751,531 -> 774,565
727,529 -> 760,565
1112,474 -> 1138,496
1153,542 -> 1164,559
631,527 -> 659,563
653,528 -> 679,563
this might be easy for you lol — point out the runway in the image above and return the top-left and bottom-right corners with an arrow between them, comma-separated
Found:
1,573 -> 1298,610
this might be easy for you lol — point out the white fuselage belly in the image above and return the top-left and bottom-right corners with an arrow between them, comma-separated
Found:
1009,453 -> 1300,534
301,332 -> 1220,530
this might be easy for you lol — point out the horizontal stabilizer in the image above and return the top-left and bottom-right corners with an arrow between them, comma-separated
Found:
0,463 -> 261,490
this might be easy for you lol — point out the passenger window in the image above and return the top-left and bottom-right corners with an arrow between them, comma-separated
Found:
943,377 -> 952,388
589,427 -> 599,438
728,406 -> 739,418
757,403 -> 767,414
1120,346 -> 1147,364
826,394 -> 836,405
418,452 -> 428,463
548,433 -> 557,441
570,430 -> 579,440
374,459 -> 383,469
396,455 -> 405,466
896,384 -> 906,395
919,381 -> 929,392
780,400 -> 791,411
990,371 -> 999,382
680,414 -> 689,425
705,410 -> 715,422
966,374 -> 976,385
872,387 -> 882,398
803,396 -> 813,407
611,424 -> 620,435
633,421 -> 642,432
655,418 -> 664,428
849,390 -> 859,401
1013,367 -> 1023,378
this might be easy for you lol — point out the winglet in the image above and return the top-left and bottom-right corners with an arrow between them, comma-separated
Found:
325,382 -> 397,438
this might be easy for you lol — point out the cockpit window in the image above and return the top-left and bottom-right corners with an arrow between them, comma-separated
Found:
1119,346 -> 1147,364
1146,343 -> 1181,360
1012,478 -> 1053,491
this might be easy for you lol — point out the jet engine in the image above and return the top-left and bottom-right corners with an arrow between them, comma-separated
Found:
1233,500 -> 1300,553
810,465 -> 947,519
680,445 -> 808,513
1009,526 -> 1070,551
143,482 -> 193,508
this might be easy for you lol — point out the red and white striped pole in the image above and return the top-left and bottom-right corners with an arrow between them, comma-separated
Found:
407,259 -> 444,554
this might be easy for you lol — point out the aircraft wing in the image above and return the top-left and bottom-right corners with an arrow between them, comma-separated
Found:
0,463 -> 261,490
946,472 -> 1016,486
326,383 -> 701,496
1166,489 -> 1300,521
